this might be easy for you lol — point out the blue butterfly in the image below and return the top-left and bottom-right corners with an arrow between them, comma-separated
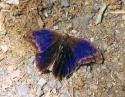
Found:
25,29 -> 102,80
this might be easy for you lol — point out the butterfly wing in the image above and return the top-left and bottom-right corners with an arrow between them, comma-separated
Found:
71,38 -> 102,65
32,29 -> 61,52
36,40 -> 60,71
25,29 -> 61,72
53,39 -> 77,80
53,37 -> 102,80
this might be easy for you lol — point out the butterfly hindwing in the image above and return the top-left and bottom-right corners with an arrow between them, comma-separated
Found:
53,40 -> 76,80
71,38 -> 101,64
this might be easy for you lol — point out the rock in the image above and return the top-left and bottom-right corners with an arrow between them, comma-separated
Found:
38,78 -> 47,87
0,31 -> 7,36
71,30 -> 77,34
121,0 -> 125,5
53,25 -> 59,30
24,56 -> 35,67
44,85 -> 52,92
61,0 -> 69,7
122,15 -> 125,20
60,94 -> 69,97
117,71 -> 125,82
47,80 -> 57,88
0,2 -> 10,10
17,84 -> 29,97
10,70 -> 21,80
44,11 -> 49,18
56,81 -> 62,89
5,0 -> 19,5
52,88 -> 57,94
36,86 -> 44,97
73,15 -> 92,29
0,45 -> 8,53
44,92 -> 51,97
74,90 -> 81,97
90,37 -> 95,42
47,80 -> 62,88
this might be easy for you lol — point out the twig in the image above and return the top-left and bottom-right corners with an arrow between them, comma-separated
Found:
110,10 -> 125,14
95,3 -> 107,25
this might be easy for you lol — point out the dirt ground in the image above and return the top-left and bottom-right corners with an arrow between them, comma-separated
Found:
0,0 -> 125,97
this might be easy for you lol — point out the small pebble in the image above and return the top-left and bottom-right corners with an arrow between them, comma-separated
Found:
117,71 -> 125,81
90,37 -> 95,42
122,15 -> 125,20
45,92 -> 51,97
56,81 -> 62,89
47,80 -> 56,88
73,15 -> 92,29
66,23 -> 72,29
0,2 -> 10,10
71,30 -> 77,34
53,25 -> 59,30
5,0 -> 19,5
0,31 -> 7,35
44,11 -> 49,18
11,70 -> 21,80
60,94 -> 69,97
61,0 -> 69,7
0,45 -> 8,53
17,84 -> 29,97
38,78 -> 47,87
52,88 -> 57,94
121,0 -> 125,4
36,86 -> 44,97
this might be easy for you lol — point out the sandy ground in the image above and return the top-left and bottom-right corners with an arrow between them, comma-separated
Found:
0,0 -> 125,97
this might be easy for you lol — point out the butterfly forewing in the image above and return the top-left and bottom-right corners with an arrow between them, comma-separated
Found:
26,29 -> 62,72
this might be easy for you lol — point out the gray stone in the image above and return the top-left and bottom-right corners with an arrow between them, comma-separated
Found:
17,84 -> 29,97
122,15 -> 125,20
56,81 -> 62,89
47,80 -> 57,88
117,71 -> 125,81
60,94 -> 69,97
38,78 -> 47,87
5,0 -> 19,5
121,0 -> 125,4
73,15 -> 92,29
61,0 -> 69,7
36,86 -> 44,97
0,2 -> 10,10
0,31 -> 7,35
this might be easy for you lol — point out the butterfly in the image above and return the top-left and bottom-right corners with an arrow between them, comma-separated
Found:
25,29 -> 103,80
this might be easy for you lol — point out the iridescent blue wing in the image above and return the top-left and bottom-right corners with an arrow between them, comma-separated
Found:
53,37 -> 102,80
25,29 -> 61,72
71,38 -> 102,65
31,29 -> 60,53
35,40 -> 61,71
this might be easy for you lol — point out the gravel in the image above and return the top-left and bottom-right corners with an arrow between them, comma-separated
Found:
0,0 -> 125,97
60,0 -> 70,7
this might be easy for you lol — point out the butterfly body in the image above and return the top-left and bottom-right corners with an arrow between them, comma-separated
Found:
25,29 -> 102,80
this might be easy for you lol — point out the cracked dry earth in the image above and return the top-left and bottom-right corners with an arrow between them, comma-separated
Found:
0,0 -> 125,97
